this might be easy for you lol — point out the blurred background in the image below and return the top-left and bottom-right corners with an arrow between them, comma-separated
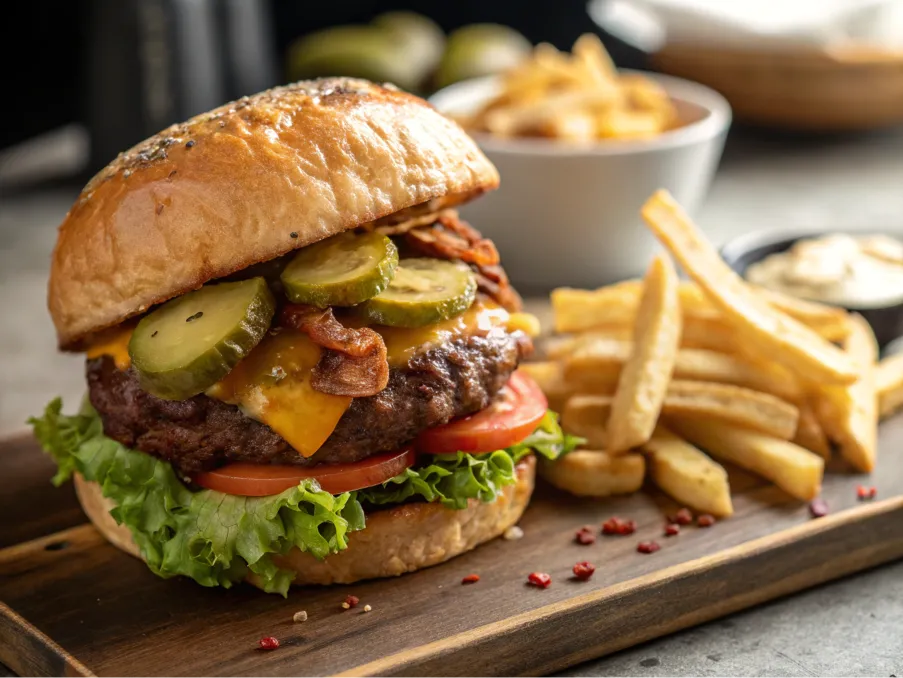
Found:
1,0 -> 902,433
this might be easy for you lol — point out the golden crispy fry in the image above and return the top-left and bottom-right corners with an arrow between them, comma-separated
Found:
876,351 -> 903,418
751,286 -> 851,343
670,418 -> 824,501
565,382 -> 797,441
539,112 -> 597,142
464,34 -> 677,141
792,402 -> 832,460
663,380 -> 799,440
641,190 -> 857,385
607,255 -> 682,452
553,279 -> 847,342
640,426 -> 733,517
562,337 -> 631,386
484,89 -> 620,138
519,361 -> 573,413
816,314 -> 878,472
543,328 -> 633,360
562,395 -> 611,448
678,314 -> 739,352
572,33 -> 617,81
538,451 -> 645,497
550,282 -> 641,333
674,348 -> 805,404
596,110 -> 663,140
560,336 -> 804,404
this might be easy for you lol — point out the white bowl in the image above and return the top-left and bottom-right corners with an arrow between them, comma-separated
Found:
429,73 -> 731,292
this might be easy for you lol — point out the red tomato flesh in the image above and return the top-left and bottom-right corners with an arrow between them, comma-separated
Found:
415,370 -> 548,455
194,447 -> 415,497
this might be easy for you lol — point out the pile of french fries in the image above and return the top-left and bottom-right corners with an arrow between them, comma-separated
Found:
461,34 -> 679,142
527,189 -> 903,517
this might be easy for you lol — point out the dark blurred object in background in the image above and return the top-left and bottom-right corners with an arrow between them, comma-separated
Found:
0,0 -> 644,182
86,0 -> 277,174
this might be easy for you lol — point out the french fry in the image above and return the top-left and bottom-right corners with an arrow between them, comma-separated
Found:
572,33 -> 617,81
465,34 -> 675,141
538,451 -> 645,497
751,286 -> 851,342
562,337 -> 631,386
670,418 -> 824,501
519,362 -> 573,413
551,282 -> 641,333
562,395 -> 611,448
562,336 -> 804,404
664,380 -> 799,440
640,426 -> 733,517
641,190 -> 857,385
792,403 -> 832,460
553,278 -> 847,343
876,351 -> 903,418
565,383 -> 798,441
543,328 -> 633,360
596,110 -> 663,140
816,314 -> 878,472
607,255 -> 682,452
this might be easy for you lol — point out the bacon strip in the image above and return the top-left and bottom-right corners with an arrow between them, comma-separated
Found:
281,305 -> 389,397
405,211 -> 500,267
405,212 -> 523,312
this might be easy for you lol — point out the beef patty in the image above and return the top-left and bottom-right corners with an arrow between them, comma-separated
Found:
87,331 -> 528,477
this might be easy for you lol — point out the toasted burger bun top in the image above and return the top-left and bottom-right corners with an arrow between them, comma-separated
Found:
50,78 -> 499,349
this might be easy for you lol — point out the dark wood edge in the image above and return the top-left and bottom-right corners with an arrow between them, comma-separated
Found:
340,496 -> 903,677
0,525 -> 97,565
0,603 -> 94,678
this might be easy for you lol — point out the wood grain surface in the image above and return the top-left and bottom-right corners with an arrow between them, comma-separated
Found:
1,417 -> 902,677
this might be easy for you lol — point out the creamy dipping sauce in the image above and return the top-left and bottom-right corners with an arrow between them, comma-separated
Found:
746,234 -> 903,308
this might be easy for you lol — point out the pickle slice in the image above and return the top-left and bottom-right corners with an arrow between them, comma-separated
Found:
129,278 -> 276,400
280,231 -> 399,307
361,258 -> 477,327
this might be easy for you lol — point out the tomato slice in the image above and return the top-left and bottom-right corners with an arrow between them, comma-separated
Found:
193,447 -> 415,497
416,370 -> 548,455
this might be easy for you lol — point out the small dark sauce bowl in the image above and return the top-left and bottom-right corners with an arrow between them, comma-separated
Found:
720,229 -> 903,350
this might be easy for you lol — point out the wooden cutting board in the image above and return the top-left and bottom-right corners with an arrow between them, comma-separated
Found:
2,419 -> 902,677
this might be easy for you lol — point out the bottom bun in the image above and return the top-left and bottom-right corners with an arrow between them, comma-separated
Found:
74,455 -> 535,587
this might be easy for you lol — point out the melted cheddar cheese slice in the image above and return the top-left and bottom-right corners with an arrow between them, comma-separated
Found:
83,301 -> 540,458
207,331 -> 351,457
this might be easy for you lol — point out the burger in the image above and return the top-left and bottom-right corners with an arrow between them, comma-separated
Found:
30,78 -> 578,594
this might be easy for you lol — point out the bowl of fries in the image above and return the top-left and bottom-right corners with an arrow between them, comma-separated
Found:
430,35 -> 731,292
527,189 -> 887,513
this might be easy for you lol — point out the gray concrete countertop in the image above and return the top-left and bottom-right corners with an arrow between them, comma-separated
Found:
1,128 -> 902,676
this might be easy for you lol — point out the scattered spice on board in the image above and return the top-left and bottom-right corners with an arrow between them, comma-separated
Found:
637,541 -> 661,554
572,561 -> 595,580
602,517 -> 637,536
697,514 -> 716,528
461,574 -> 480,584
258,637 -> 280,651
292,611 -> 308,623
809,498 -> 829,518
664,523 -> 680,537
527,572 -> 552,588
575,526 -> 596,545
341,595 -> 360,610
671,508 -> 693,525
856,485 -> 877,501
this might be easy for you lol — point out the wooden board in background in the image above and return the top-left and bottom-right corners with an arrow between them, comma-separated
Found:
1,420 -> 902,677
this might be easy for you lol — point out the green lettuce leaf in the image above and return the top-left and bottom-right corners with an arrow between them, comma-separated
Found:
359,411 -> 582,509
29,399 -> 579,594
29,399 -> 364,595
